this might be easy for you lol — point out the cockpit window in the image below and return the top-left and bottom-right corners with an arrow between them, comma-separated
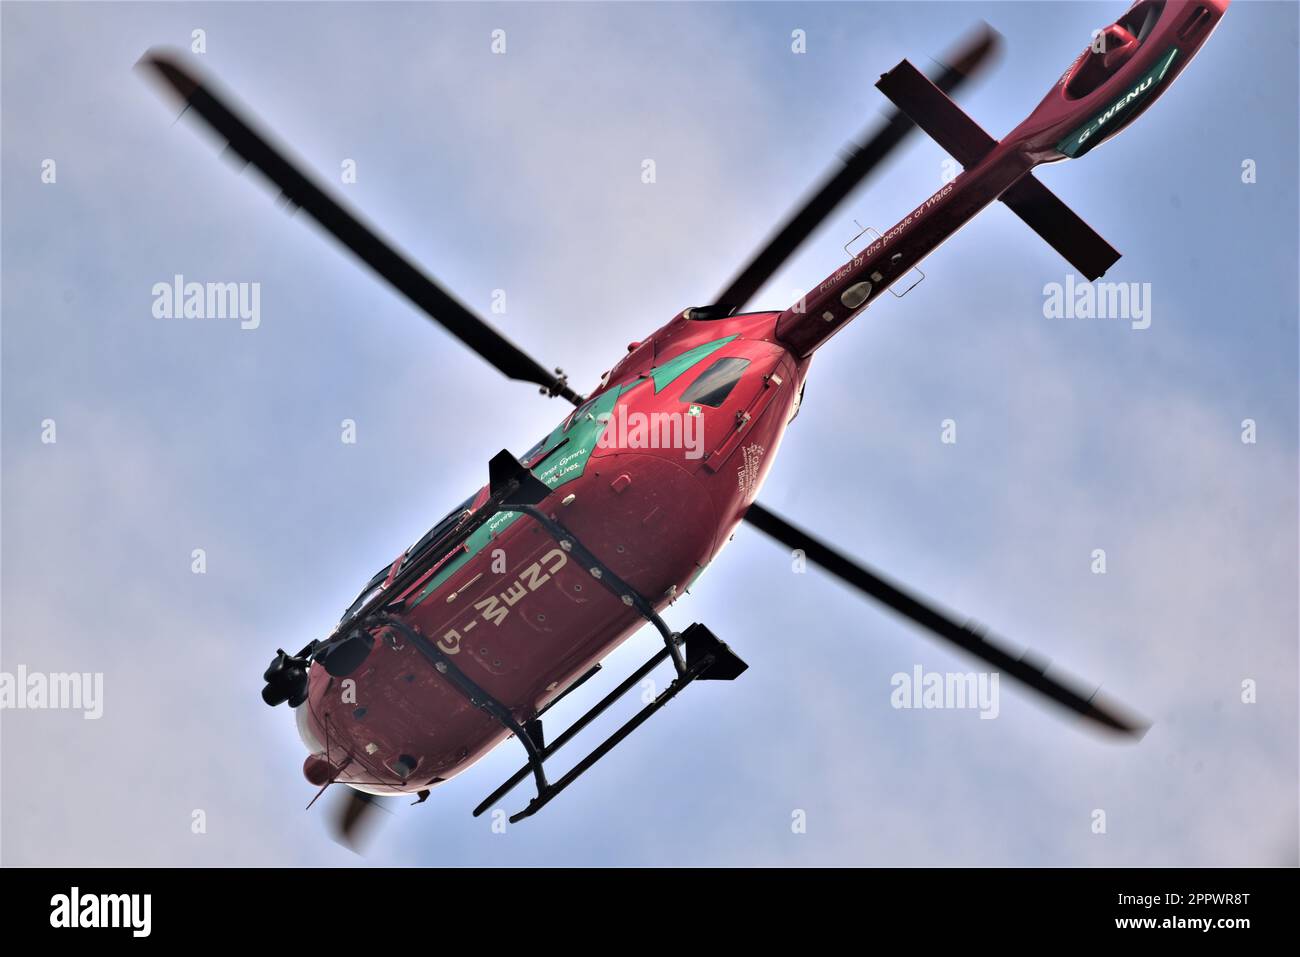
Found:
404,494 -> 476,568
680,357 -> 750,408
340,493 -> 477,623
340,566 -> 392,622
520,434 -> 553,466
562,397 -> 600,433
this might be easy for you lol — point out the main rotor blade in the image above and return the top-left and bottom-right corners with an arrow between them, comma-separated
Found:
743,502 -> 1147,737
712,24 -> 1000,312
326,789 -> 390,854
137,50 -> 582,404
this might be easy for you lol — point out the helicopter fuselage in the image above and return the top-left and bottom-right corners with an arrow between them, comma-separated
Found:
288,0 -> 1229,802
298,309 -> 806,794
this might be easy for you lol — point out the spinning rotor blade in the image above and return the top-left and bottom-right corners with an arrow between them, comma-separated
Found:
137,50 -> 582,404
326,789 -> 390,854
712,24 -> 1000,313
743,502 -> 1147,737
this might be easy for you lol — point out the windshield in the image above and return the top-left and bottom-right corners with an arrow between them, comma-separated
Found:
338,493 -> 477,623
520,433 -> 554,467
404,494 -> 476,568
680,356 -> 750,407
340,565 -> 391,623
563,397 -> 600,433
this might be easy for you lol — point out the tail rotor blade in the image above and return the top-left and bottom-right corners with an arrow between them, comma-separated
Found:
743,502 -> 1148,737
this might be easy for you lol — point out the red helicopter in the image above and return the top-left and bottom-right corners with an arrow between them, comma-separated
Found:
140,0 -> 1228,844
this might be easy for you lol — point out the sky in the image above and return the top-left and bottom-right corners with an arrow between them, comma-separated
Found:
1,0 -> 1296,867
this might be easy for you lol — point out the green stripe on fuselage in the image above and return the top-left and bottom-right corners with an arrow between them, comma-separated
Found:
1057,47 -> 1179,159
408,333 -> 738,608
650,335 -> 737,394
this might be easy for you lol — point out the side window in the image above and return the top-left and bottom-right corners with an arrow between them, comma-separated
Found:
520,433 -> 554,466
404,494 -> 476,568
562,397 -> 599,433
680,357 -> 750,408
340,567 -> 391,622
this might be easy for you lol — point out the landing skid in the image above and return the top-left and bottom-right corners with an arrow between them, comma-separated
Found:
475,621 -> 743,823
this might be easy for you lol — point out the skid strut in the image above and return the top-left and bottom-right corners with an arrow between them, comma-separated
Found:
473,501 -> 746,822
375,613 -> 553,803
507,504 -> 688,677
474,619 -> 740,822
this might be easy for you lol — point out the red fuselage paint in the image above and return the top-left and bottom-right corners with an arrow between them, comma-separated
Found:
300,311 -> 804,793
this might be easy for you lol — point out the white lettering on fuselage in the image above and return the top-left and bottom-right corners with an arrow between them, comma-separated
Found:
1077,75 -> 1154,147
816,182 -> 954,297
736,443 -> 766,497
437,547 -> 568,653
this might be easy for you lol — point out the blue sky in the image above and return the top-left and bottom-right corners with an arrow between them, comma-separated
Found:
2,1 -> 1296,866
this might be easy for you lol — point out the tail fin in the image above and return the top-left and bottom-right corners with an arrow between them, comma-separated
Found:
999,176 -> 1120,281
876,59 -> 1120,280
876,59 -> 997,166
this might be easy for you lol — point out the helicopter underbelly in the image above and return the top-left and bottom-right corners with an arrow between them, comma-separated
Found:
301,451 -> 718,793
300,350 -> 802,795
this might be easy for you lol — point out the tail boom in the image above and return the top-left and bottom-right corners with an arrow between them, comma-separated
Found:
774,142 -> 1032,359
774,0 -> 1228,360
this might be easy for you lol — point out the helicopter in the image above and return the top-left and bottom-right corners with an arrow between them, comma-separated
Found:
139,0 -> 1228,844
